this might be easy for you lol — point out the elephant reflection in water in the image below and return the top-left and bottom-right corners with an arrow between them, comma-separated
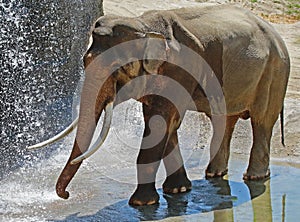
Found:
208,179 -> 273,221
160,179 -> 273,221
28,5 -> 289,206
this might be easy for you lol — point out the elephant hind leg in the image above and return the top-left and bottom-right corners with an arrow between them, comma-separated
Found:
206,115 -> 239,178
244,108 -> 283,180
244,58 -> 288,180
243,119 -> 274,180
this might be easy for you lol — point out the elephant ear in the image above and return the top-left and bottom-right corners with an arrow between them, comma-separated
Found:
143,32 -> 180,74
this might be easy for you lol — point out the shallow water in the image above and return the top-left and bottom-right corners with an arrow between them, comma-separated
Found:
1,102 -> 299,221
1,150 -> 299,221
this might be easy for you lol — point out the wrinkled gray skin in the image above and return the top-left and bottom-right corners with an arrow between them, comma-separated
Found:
54,5 -> 289,206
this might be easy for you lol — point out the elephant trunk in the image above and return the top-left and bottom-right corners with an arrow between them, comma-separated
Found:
56,140 -> 82,199
70,102 -> 113,165
56,56 -> 116,199
56,102 -> 113,199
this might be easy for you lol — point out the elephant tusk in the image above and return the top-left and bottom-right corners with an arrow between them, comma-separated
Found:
70,102 -> 113,165
27,118 -> 79,150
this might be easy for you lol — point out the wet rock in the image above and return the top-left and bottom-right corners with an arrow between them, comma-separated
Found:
0,0 -> 103,178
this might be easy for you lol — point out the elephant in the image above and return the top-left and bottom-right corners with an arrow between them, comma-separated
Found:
28,4 -> 290,206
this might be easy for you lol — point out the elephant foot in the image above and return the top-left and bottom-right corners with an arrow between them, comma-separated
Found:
163,170 -> 192,194
129,183 -> 159,206
243,168 -> 270,180
205,164 -> 228,178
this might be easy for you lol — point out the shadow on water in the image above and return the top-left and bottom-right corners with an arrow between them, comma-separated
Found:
53,178 -> 266,221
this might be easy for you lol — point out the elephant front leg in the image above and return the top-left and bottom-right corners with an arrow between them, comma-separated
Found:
129,105 -> 169,206
206,115 -> 238,178
162,130 -> 192,194
128,151 -> 163,206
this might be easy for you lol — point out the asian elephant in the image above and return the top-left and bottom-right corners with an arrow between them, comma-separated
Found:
28,4 -> 290,206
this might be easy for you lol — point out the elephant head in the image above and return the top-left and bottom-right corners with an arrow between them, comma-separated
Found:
28,15 -> 182,199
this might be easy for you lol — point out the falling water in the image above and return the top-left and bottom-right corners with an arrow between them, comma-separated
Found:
0,0 -> 103,178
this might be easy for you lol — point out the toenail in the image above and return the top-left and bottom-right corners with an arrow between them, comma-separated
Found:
172,188 -> 179,193
180,187 -> 187,192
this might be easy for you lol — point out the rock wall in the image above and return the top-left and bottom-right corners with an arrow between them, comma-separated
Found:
0,0 -> 103,178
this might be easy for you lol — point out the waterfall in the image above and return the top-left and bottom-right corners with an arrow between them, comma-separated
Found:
0,0 -> 103,178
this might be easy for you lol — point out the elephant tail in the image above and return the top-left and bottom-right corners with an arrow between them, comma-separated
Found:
280,106 -> 285,147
